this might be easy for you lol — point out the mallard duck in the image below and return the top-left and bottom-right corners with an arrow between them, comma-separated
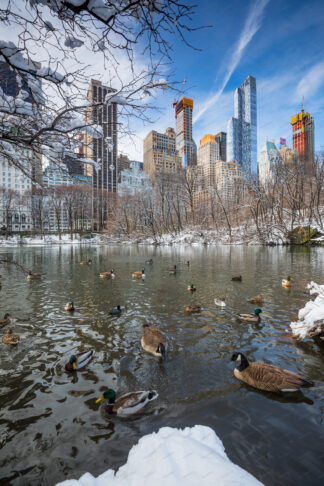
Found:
145,259 -> 153,264
237,308 -> 262,323
96,389 -> 158,416
282,276 -> 293,287
248,294 -> 264,304
132,269 -> 145,279
0,313 -> 10,328
188,284 -> 196,292
3,328 -> 19,345
141,324 -> 167,358
100,269 -> 115,278
185,304 -> 201,313
215,297 -> 226,307
64,301 -> 75,312
232,275 -> 242,281
169,265 -> 177,274
65,350 -> 94,372
80,259 -> 92,265
109,305 -> 122,316
231,352 -> 314,393
27,270 -> 46,280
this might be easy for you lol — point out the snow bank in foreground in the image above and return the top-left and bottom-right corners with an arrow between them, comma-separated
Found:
290,282 -> 324,340
0,234 -> 102,246
56,425 -> 263,486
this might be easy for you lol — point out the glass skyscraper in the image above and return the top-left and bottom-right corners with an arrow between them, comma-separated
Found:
227,75 -> 257,177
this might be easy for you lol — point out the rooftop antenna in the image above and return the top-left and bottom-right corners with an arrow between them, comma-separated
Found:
301,95 -> 304,112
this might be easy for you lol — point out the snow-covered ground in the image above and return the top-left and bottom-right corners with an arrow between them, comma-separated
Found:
0,234 -> 103,246
56,425 -> 263,486
290,282 -> 324,340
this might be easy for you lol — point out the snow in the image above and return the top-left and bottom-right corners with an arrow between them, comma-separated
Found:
56,425 -> 263,486
0,234 -> 103,247
290,282 -> 324,340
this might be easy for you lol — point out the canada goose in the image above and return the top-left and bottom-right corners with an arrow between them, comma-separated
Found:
27,271 -> 46,280
232,275 -> 242,282
169,265 -> 177,274
188,284 -> 196,292
109,305 -> 122,316
96,389 -> 158,416
100,269 -> 115,278
248,294 -> 264,304
3,328 -> 19,345
237,308 -> 262,323
0,313 -> 10,328
132,269 -> 145,279
184,304 -> 201,313
65,350 -> 94,372
141,324 -> 167,358
231,352 -> 314,393
80,259 -> 92,265
282,276 -> 293,287
64,301 -> 75,312
215,297 -> 226,307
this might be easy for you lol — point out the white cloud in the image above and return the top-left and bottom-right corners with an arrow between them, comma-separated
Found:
296,61 -> 324,101
193,0 -> 270,124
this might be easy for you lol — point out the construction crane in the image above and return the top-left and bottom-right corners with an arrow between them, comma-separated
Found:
172,78 -> 187,111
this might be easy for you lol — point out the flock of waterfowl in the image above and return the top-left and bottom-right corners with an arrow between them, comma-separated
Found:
0,259 -> 314,416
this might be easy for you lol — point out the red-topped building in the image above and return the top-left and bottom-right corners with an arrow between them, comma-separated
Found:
291,104 -> 314,165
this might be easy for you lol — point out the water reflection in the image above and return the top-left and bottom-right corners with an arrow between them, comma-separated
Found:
0,245 -> 323,485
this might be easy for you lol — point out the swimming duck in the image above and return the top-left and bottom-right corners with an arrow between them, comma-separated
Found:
65,350 -> 94,372
188,284 -> 196,292
141,324 -> 167,358
3,328 -> 19,345
96,389 -> 158,416
64,301 -> 75,312
237,308 -> 262,323
80,259 -> 92,265
109,305 -> 122,316
282,276 -> 293,287
100,269 -> 115,278
185,304 -> 201,313
232,275 -> 242,281
215,297 -> 226,307
0,313 -> 10,328
27,270 -> 46,280
169,265 -> 177,274
231,352 -> 314,393
187,261 -> 190,266
132,269 -> 145,279
145,259 -> 153,264
248,294 -> 264,304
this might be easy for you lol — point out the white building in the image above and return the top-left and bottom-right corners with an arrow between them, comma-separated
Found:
118,161 -> 152,196
258,138 -> 282,186
0,150 -> 34,232
42,162 -> 72,232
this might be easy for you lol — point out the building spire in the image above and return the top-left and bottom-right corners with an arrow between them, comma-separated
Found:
301,96 -> 304,112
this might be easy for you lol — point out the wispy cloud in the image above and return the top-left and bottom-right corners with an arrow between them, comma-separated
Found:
296,61 -> 324,101
193,0 -> 270,124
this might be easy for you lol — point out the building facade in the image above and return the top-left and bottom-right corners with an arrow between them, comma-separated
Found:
143,128 -> 181,181
175,97 -> 197,168
118,161 -> 152,196
215,132 -> 227,161
227,75 -> 257,177
258,138 -> 282,186
291,104 -> 314,169
197,135 -> 223,187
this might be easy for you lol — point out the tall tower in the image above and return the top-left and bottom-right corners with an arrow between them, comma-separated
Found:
227,75 -> 257,177
175,97 -> 196,168
214,132 -> 227,161
291,103 -> 314,168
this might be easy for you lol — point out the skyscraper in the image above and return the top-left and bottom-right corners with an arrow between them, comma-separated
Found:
291,104 -> 314,167
175,97 -> 197,168
258,138 -> 282,186
143,128 -> 181,181
227,75 -> 257,176
214,132 -> 227,161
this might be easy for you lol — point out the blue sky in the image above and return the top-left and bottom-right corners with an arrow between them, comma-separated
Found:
124,0 -> 324,160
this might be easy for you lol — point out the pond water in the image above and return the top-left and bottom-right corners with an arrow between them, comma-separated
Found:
0,244 -> 324,486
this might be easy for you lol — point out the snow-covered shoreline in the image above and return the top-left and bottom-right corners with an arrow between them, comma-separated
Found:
290,281 -> 324,340
56,425 -> 263,486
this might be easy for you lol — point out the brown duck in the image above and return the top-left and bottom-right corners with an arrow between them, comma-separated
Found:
0,313 -> 10,329
141,324 -> 167,358
231,352 -> 314,393
248,294 -> 264,304
3,328 -> 19,345
27,271 -> 46,280
184,305 -> 201,313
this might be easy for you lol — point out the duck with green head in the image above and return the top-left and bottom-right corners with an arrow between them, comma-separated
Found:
282,276 -> 293,287
188,284 -> 196,292
237,308 -> 262,323
96,389 -> 158,416
65,350 -> 94,372
64,301 -> 75,311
